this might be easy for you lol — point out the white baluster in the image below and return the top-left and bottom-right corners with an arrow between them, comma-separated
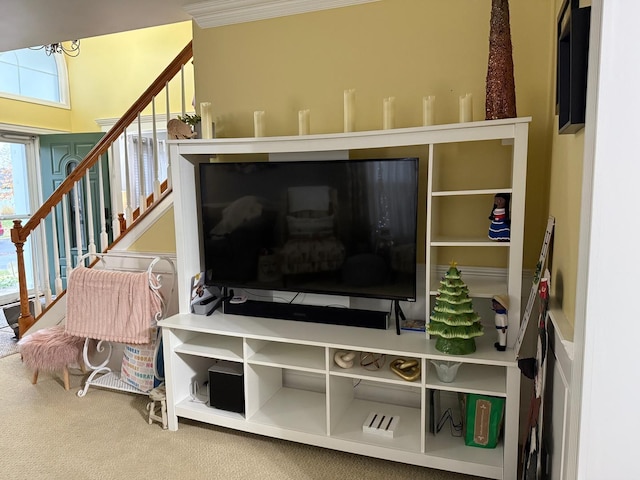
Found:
123,128 -> 133,226
73,182 -> 83,266
181,65 -> 186,117
138,113 -> 146,214
62,193 -> 72,278
84,170 -> 96,257
152,95 -> 161,202
166,81 -> 172,190
97,156 -> 109,251
50,205 -> 63,295
39,218 -> 52,305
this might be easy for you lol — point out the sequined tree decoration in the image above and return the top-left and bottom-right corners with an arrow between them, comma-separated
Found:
485,0 -> 517,120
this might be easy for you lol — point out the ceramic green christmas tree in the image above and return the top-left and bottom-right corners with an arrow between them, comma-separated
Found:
427,262 -> 484,355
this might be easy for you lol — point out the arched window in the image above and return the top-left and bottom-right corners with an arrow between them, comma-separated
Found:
0,48 -> 69,107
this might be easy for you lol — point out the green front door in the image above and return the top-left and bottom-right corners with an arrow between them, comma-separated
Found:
39,133 -> 112,290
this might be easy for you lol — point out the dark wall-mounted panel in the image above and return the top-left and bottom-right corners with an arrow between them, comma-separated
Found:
557,0 -> 591,134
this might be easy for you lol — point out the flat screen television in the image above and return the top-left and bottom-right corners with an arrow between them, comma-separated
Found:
199,157 -> 419,303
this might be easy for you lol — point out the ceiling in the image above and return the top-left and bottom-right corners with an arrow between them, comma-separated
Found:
1,0 -> 193,53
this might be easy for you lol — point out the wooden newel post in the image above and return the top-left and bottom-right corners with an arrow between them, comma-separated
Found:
11,220 -> 34,338
118,213 -> 127,233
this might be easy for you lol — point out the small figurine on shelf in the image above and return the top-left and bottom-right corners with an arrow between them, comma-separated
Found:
488,193 -> 511,241
492,295 -> 509,351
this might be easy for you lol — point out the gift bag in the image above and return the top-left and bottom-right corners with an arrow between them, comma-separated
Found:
460,393 -> 505,448
121,326 -> 163,393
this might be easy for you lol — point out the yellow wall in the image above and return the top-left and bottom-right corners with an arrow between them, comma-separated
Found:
192,0 -> 556,269
0,22 -> 193,133
545,0 -> 587,327
67,22 -> 194,132
128,208 -> 177,253
0,93 -> 72,132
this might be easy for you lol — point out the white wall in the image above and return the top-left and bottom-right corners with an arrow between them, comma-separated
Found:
572,1 -> 640,478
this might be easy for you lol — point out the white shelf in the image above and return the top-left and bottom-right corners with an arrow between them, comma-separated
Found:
329,353 -> 423,388
432,188 -> 513,197
248,387 -> 327,435
174,332 -> 243,360
247,342 -> 325,372
427,363 -> 506,397
426,431 -> 504,478
330,398 -> 422,453
429,275 -> 507,298
430,236 -> 510,247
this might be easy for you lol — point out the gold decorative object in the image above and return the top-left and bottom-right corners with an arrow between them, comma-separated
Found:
485,0 -> 517,120
390,358 -> 421,382
360,352 -> 386,371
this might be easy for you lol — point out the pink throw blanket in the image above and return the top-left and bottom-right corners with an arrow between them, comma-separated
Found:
65,267 -> 162,344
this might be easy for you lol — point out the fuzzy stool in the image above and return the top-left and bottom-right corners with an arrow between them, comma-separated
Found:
147,385 -> 168,429
18,325 -> 86,390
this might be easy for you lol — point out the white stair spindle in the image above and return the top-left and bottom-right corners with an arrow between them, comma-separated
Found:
62,193 -> 72,278
84,170 -> 96,257
97,156 -> 109,251
152,95 -> 161,201
166,81 -> 172,190
123,128 -> 133,226
138,113 -> 147,214
50,205 -> 63,295
73,182 -> 84,267
181,65 -> 186,117
29,236 -> 41,317
39,218 -> 52,305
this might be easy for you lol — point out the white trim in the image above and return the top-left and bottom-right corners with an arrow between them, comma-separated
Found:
95,113 -> 186,132
184,0 -> 380,28
0,123 -> 66,136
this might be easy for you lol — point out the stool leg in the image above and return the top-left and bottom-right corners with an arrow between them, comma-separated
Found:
62,365 -> 70,391
147,401 -> 154,425
32,370 -> 39,385
160,399 -> 168,429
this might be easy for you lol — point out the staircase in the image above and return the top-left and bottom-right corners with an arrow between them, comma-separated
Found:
10,41 -> 193,338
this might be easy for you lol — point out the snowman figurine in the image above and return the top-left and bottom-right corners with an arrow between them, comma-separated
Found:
492,295 -> 509,351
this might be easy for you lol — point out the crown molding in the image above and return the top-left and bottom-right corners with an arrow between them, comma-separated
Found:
184,0 -> 380,29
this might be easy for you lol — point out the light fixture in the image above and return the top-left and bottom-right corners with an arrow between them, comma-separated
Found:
30,40 -> 80,57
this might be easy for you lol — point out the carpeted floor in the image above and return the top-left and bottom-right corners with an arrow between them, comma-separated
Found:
0,309 -> 19,358
0,352 -> 485,480
0,331 -> 19,358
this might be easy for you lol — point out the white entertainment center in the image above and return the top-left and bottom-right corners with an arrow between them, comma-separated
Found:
160,117 -> 530,480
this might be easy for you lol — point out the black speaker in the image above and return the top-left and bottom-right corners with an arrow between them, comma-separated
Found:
223,299 -> 388,329
208,359 -> 244,414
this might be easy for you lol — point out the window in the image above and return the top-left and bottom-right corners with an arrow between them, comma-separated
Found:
0,48 -> 69,107
125,133 -> 169,209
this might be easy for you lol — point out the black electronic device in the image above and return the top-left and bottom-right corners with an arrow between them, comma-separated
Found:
199,157 -> 419,329
223,298 -> 389,329
208,360 -> 244,414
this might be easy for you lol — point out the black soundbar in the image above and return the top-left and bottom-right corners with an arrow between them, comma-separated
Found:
223,299 -> 389,330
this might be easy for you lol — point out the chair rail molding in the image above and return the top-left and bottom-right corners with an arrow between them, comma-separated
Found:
184,0 -> 380,28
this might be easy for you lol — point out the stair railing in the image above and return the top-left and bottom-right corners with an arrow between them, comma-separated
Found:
11,41 -> 193,337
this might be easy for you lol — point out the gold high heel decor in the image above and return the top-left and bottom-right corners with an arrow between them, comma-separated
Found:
390,358 -> 421,382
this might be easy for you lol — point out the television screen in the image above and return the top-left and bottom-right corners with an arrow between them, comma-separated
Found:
199,158 -> 419,301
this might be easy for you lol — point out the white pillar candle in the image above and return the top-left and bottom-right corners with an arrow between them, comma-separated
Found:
200,102 -> 213,139
344,89 -> 355,133
254,111 -> 265,137
423,95 -> 436,126
383,97 -> 395,130
298,109 -> 310,135
459,93 -> 473,123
